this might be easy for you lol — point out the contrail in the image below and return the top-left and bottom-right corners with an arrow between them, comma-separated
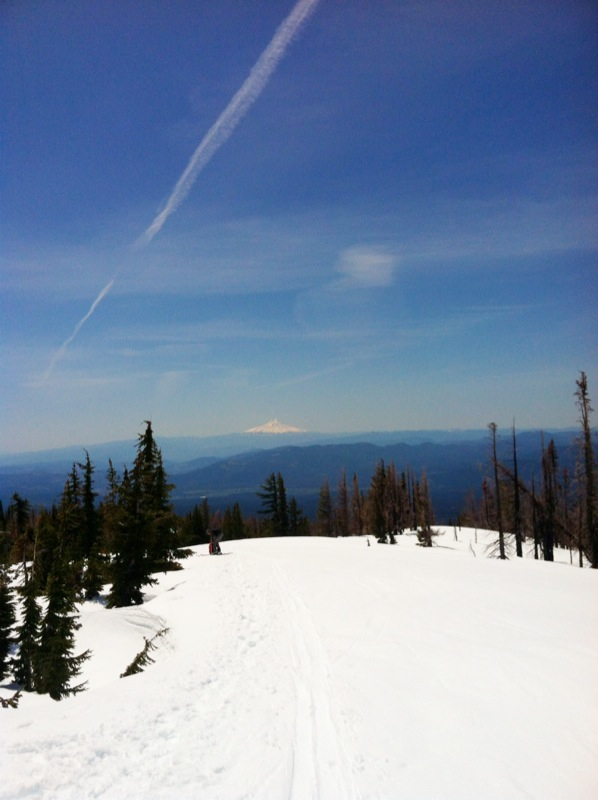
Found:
136,0 -> 321,247
43,279 -> 114,381
43,0 -> 320,381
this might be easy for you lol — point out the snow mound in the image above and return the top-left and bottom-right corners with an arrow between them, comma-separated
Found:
245,418 -> 306,434
1,529 -> 597,800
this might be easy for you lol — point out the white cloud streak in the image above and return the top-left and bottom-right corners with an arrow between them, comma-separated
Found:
136,0 -> 321,248
43,279 -> 114,381
42,0 -> 320,382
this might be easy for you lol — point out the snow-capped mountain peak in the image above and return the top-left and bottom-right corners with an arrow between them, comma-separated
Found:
245,418 -> 306,434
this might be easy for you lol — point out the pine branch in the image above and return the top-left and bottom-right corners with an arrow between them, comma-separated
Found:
120,627 -> 169,678
1,689 -> 22,709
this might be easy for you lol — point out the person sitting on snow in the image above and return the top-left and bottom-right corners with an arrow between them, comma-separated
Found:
208,511 -> 223,555
208,528 -> 223,555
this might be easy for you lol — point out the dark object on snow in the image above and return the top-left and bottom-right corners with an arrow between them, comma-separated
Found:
208,528 -> 223,555
120,628 -> 169,678
0,689 -> 22,709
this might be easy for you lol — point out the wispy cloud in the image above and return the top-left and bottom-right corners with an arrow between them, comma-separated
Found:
294,244 -> 400,335
333,246 -> 398,289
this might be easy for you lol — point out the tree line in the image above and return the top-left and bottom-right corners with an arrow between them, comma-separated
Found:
247,460 -> 434,544
459,372 -> 597,567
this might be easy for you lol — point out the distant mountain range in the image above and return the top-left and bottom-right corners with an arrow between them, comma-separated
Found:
0,428 -> 580,522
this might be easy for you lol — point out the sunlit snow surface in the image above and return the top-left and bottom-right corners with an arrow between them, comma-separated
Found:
1,529 -> 597,800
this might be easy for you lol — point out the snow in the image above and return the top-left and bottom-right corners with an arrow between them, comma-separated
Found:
245,418 -> 306,433
1,529 -> 597,800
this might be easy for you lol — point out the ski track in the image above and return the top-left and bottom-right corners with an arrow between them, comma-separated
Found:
155,549 -> 362,800
269,561 -> 360,800
194,551 -> 360,800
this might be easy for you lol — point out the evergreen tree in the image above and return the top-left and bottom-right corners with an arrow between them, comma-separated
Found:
404,469 -> 413,530
223,503 -> 245,540
257,472 -> 289,536
37,553 -> 90,700
0,500 -> 9,565
79,451 -> 99,558
257,472 -> 278,536
201,497 -> 212,538
0,567 -> 16,680
409,468 -> 418,530
56,465 -> 86,593
385,462 -> 401,541
82,547 -> 105,602
31,507 -> 59,594
369,461 -> 387,543
106,467 -> 157,608
7,493 -> 33,568
414,471 -> 435,546
106,423 -> 183,607
13,575 -> 42,692
277,474 -> 289,536
350,473 -> 365,536
288,497 -> 309,536
78,452 -> 104,599
100,459 -> 121,556
316,478 -> 334,536
244,516 -> 263,539
131,421 -> 181,571
335,470 -> 350,536
180,503 -> 210,545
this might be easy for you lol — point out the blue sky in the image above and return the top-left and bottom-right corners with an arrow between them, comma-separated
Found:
2,0 -> 597,453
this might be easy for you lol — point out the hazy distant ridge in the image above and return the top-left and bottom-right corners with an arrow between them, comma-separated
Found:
0,428 -> 579,523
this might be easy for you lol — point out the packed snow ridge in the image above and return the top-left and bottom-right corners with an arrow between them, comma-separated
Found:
245,418 -> 306,434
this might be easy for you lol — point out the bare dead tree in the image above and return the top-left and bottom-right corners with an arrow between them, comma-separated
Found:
512,422 -> 523,558
489,423 -> 506,559
575,371 -> 597,567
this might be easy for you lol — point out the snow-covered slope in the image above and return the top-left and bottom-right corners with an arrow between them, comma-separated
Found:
1,531 -> 596,800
